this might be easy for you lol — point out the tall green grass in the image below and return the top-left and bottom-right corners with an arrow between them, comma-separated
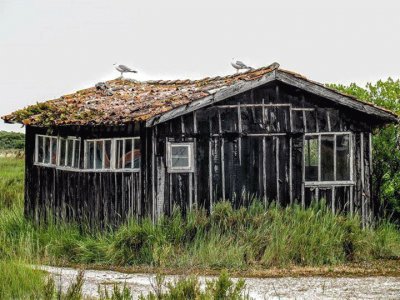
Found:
1,200 -> 399,269
0,157 -> 399,271
0,157 -> 24,209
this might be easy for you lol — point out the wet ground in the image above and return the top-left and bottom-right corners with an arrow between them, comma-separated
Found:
39,265 -> 400,299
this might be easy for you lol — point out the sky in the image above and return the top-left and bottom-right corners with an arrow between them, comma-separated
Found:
0,0 -> 399,132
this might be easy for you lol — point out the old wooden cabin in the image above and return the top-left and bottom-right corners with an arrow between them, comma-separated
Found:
2,64 -> 398,226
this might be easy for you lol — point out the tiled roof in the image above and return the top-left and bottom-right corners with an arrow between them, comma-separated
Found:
1,66 -> 278,126
2,64 -> 398,126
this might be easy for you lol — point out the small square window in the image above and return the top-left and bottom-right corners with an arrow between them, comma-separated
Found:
167,143 -> 194,172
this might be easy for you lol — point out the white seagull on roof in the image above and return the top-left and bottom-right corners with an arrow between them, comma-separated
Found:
231,59 -> 254,73
113,63 -> 138,77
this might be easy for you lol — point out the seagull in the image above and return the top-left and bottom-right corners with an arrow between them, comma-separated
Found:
231,59 -> 254,73
113,63 -> 138,77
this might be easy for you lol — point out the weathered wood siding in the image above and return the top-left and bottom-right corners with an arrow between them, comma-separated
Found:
152,82 -> 375,225
25,124 -> 152,226
25,80 -> 377,226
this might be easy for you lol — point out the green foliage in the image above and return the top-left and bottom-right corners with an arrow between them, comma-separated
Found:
0,158 -> 24,209
140,271 -> 249,300
0,131 -> 25,150
0,260 -> 46,299
328,78 -> 400,221
98,283 -> 132,300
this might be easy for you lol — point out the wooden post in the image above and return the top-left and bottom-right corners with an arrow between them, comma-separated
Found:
275,136 -> 280,205
360,133 -> 365,226
218,109 -> 225,200
289,137 -> 293,205
262,136 -> 267,207
151,130 -> 156,222
193,112 -> 198,209
237,101 -> 242,165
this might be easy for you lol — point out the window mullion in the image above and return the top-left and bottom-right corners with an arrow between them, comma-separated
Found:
333,134 -> 337,181
94,141 -> 97,169
122,139 -> 126,169
131,139 -> 135,169
72,139 -> 76,168
318,135 -> 321,182
102,141 -> 106,169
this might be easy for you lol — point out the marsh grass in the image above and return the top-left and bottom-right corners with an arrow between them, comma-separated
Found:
139,271 -> 249,300
0,157 -> 400,298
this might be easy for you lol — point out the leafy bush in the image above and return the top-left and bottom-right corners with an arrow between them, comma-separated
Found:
0,131 -> 25,150
329,78 -> 400,221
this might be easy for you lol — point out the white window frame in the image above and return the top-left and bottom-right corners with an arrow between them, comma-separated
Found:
167,142 -> 194,173
304,132 -> 354,186
34,135 -> 58,167
57,136 -> 81,170
34,134 -> 141,172
84,137 -> 141,172
114,137 -> 141,172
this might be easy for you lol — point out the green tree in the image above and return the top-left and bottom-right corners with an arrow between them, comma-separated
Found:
329,79 -> 400,221
0,131 -> 25,150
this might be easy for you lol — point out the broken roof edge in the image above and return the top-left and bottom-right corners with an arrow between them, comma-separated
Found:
146,69 -> 399,127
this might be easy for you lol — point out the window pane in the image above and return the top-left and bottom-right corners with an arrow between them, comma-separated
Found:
73,140 -> 80,168
321,135 -> 334,181
44,137 -> 51,164
104,140 -> 112,169
305,137 -> 318,181
59,139 -> 66,166
51,138 -> 58,165
95,141 -> 104,169
172,156 -> 189,167
37,136 -> 44,163
172,146 -> 189,158
124,139 -> 133,168
336,135 -> 350,180
133,139 -> 141,169
87,142 -> 94,169
171,146 -> 189,168
67,139 -> 74,167
116,140 -> 124,169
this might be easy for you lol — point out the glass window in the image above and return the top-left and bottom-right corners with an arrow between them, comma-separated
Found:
336,134 -> 350,180
85,138 -> 140,171
305,136 -> 318,181
304,133 -> 351,183
59,137 -> 80,168
35,135 -> 58,166
133,138 -> 141,169
168,143 -> 194,172
115,138 -> 140,170
321,135 -> 334,181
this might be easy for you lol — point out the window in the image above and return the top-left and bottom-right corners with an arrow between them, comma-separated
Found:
84,138 -> 141,171
167,142 -> 194,172
115,138 -> 141,170
85,139 -> 113,170
34,134 -> 141,172
304,133 -> 352,183
35,135 -> 58,166
58,137 -> 81,169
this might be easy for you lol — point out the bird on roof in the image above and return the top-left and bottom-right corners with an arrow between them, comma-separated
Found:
231,59 -> 254,73
113,64 -> 138,77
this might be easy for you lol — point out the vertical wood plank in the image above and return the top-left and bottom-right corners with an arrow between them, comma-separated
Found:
360,133 -> 365,226
289,137 -> 293,205
262,136 -> 267,207
237,101 -> 242,165
275,136 -> 280,205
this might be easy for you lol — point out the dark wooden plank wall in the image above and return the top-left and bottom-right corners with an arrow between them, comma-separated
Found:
25,124 -> 150,226
153,82 -> 375,224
